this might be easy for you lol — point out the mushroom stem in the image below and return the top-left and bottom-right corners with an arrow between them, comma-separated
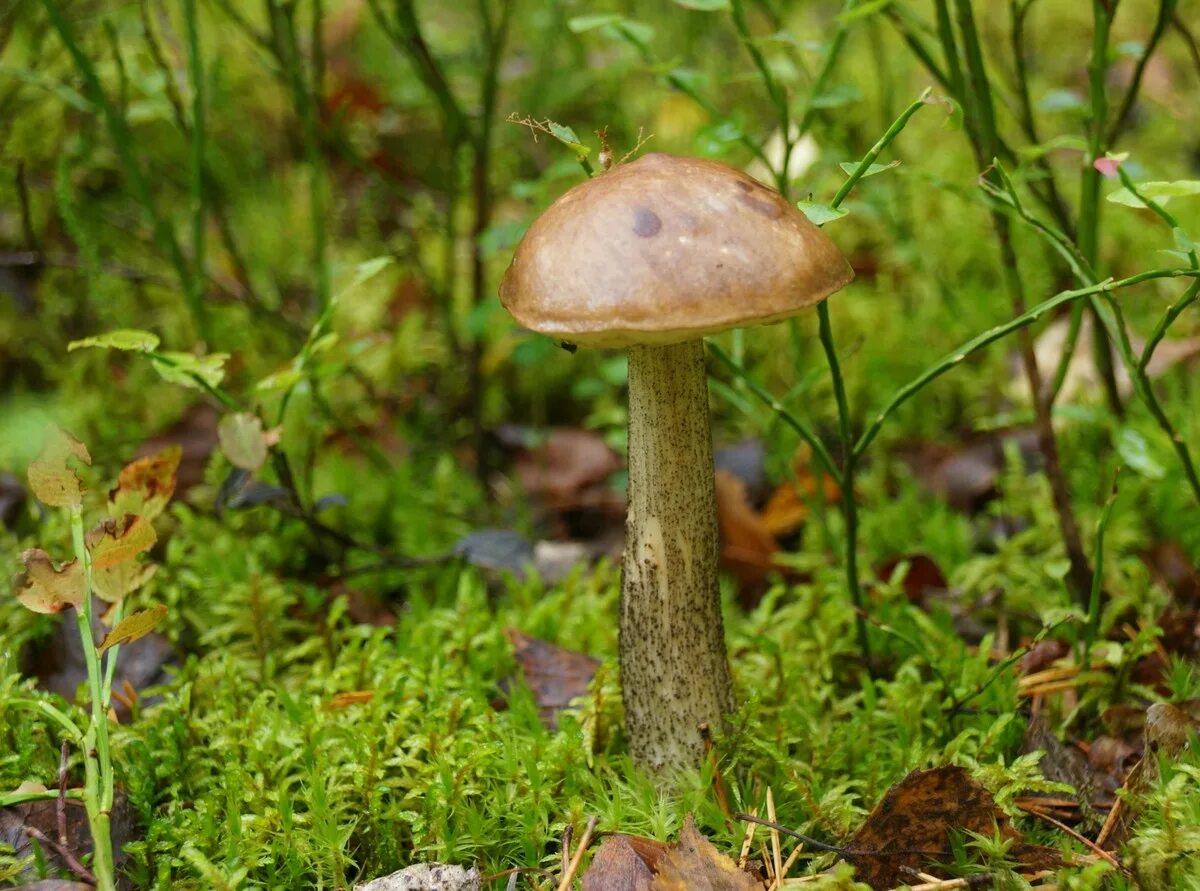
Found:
622,339 -> 736,774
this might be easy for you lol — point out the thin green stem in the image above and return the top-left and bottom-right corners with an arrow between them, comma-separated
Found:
184,0 -> 206,320
70,505 -> 116,891
854,269 -> 1200,458
832,90 -> 932,208
1082,474 -> 1120,667
1107,0 -> 1176,145
0,787 -> 85,808
5,698 -> 84,742
707,344 -> 843,487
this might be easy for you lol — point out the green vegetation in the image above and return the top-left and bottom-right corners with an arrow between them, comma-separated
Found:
2,0 -> 1200,887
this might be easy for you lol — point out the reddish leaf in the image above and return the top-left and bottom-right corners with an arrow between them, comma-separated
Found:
875,553 -> 949,606
582,835 -> 660,891
714,469 -> 779,604
652,815 -> 758,890
12,549 -> 84,614
109,446 -> 181,521
505,628 -> 600,728
507,427 -> 620,505
27,425 -> 91,509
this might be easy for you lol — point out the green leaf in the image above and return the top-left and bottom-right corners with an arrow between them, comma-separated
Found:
671,0 -> 730,10
839,0 -> 895,22
548,122 -> 591,159
335,256 -> 394,302
839,160 -> 901,179
567,14 -> 622,32
1173,227 -> 1197,254
67,329 -> 160,352
612,17 -> 655,45
98,605 -> 167,653
1039,89 -> 1086,113
1116,428 -> 1166,480
1107,180 -> 1200,208
255,366 -> 303,394
218,412 -> 270,472
150,352 -> 228,391
796,201 -> 848,226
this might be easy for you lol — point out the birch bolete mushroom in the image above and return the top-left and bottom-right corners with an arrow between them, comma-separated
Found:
499,153 -> 853,774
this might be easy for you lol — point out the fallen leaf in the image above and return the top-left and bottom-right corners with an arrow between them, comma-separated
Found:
845,765 -> 1059,889
581,835 -> 660,891
1142,541 -> 1200,608
875,554 -> 949,606
97,605 -> 167,653
12,550 -> 84,614
652,815 -> 758,890
454,529 -> 535,579
713,440 -> 769,508
109,446 -> 181,521
0,787 -> 133,885
714,469 -> 779,604
218,412 -> 270,471
27,425 -> 91,509
900,428 -> 1039,513
504,426 -> 620,505
86,515 -> 156,570
504,628 -> 600,728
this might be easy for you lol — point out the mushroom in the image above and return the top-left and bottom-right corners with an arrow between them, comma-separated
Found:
499,153 -> 853,774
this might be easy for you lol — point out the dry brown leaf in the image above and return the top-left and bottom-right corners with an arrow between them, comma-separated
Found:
581,835 -> 662,891
760,470 -> 839,538
504,628 -> 600,728
97,605 -> 167,653
12,549 -> 85,614
87,515 -> 157,570
652,815 -> 758,891
27,425 -> 91,509
715,469 -> 779,600
326,690 -> 376,709
109,446 -> 181,521
845,765 -> 1059,889
508,427 -> 620,505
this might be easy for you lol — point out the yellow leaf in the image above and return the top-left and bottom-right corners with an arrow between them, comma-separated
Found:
93,561 -> 157,605
98,604 -> 167,653
12,549 -> 85,614
87,515 -> 157,570
27,425 -> 92,509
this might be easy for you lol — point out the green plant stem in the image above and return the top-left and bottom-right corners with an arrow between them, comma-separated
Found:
1082,473 -> 1120,668
184,0 -> 206,322
70,505 -> 116,891
6,698 -> 84,742
855,268 -> 1200,457
832,90 -> 931,208
1107,0 -> 1176,145
0,787 -> 85,808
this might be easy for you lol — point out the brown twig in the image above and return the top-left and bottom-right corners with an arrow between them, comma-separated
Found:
23,824 -> 96,886
1020,804 -> 1122,869
555,816 -> 598,891
57,740 -> 70,849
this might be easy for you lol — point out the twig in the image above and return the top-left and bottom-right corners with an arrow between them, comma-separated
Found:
57,740 -> 70,849
738,808 -> 758,870
555,816 -> 598,891
23,824 -> 96,886
560,823 -> 573,877
1020,804 -> 1121,869
700,723 -> 733,828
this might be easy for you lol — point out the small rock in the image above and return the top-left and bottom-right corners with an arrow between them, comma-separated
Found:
354,863 -> 482,891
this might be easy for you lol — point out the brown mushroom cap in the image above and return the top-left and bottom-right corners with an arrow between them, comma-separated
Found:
499,152 -> 854,347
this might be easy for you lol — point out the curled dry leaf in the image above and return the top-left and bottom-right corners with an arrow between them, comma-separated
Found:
217,412 -> 271,471
97,604 -> 167,653
27,425 -> 91,509
582,835 -> 664,891
13,549 -> 85,614
845,765 -> 1059,890
109,445 -> 181,521
652,815 -> 759,891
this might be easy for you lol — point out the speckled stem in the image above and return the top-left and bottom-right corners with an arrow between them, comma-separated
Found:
622,340 -> 735,775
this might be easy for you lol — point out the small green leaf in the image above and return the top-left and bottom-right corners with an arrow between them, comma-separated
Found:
218,412 -> 270,471
567,14 -> 622,32
1116,428 -> 1166,480
98,605 -> 167,653
256,366 -> 303,393
810,83 -> 862,110
796,201 -> 848,226
1107,180 -> 1200,208
150,352 -> 228,391
548,122 -> 591,159
671,0 -> 730,10
1043,559 -> 1072,581
839,160 -> 901,179
612,17 -> 655,45
1173,227 -> 1197,254
335,256 -> 394,302
68,329 -> 160,352
1039,89 -> 1086,113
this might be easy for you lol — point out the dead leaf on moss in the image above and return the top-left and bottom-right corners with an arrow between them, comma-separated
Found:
845,765 -> 1059,889
504,628 -> 600,728
109,446 -> 181,521
652,815 -> 758,890
98,605 -> 167,653
13,550 -> 85,614
875,554 -> 949,606
714,469 -> 779,603
27,425 -> 91,509
582,834 -> 663,890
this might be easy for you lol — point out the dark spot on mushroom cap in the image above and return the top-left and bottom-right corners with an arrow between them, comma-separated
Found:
736,189 -> 783,219
633,207 -> 662,237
